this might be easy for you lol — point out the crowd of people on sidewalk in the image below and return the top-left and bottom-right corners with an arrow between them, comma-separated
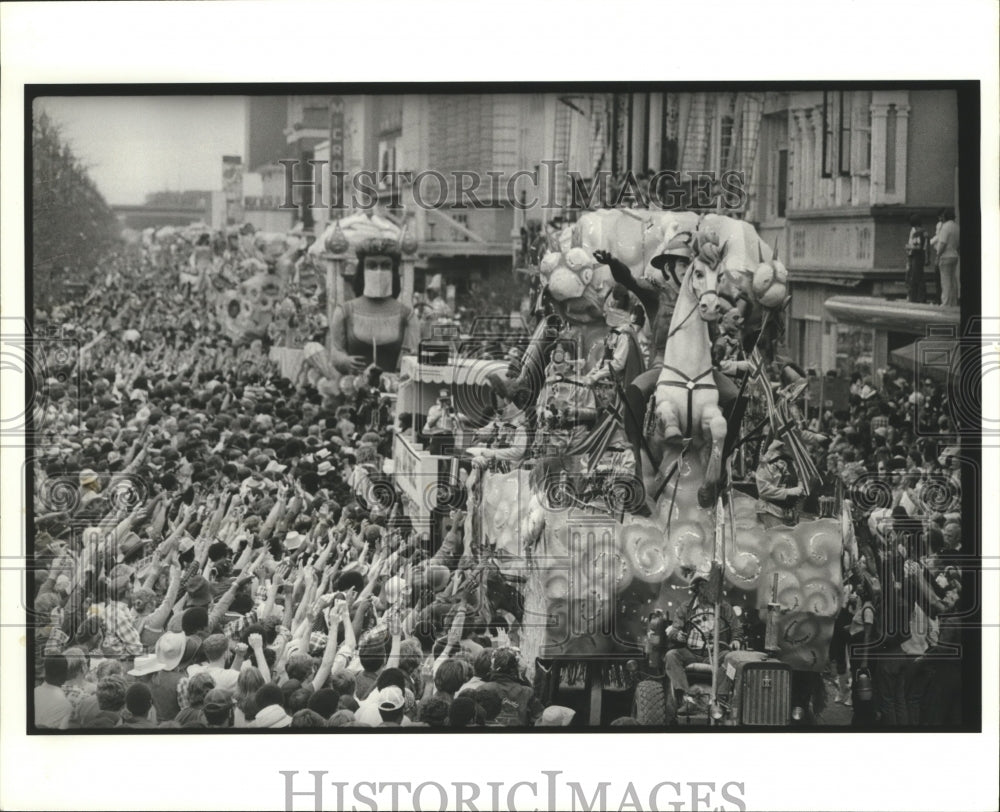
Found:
799,367 -> 967,725
30,225 -> 968,731
30,236 -> 578,731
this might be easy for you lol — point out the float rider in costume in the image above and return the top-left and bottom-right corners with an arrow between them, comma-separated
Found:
584,285 -> 646,481
466,375 -> 531,494
593,235 -> 741,476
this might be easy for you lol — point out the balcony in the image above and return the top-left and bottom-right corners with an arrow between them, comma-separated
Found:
824,296 -> 960,335
783,206 -> 935,284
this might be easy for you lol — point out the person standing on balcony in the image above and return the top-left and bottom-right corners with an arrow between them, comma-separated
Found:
930,209 -> 960,307
904,215 -> 928,304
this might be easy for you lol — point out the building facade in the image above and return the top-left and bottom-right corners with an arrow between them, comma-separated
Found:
311,93 -> 556,294
243,95 -> 333,232
577,88 -> 962,383
244,89 -> 962,377
748,89 -> 960,381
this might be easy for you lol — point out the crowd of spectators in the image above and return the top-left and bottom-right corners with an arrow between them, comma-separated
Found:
30,237 -> 574,731
798,367 -> 967,725
29,232 -> 969,731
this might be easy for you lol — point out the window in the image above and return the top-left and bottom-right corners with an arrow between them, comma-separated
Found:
792,227 -> 806,259
452,213 -> 470,242
660,92 -> 679,170
776,148 -> 788,218
822,92 -> 835,178
302,106 -> 328,129
885,105 -> 897,194
376,96 -> 403,136
853,95 -> 872,174
821,91 -> 851,178
763,113 -> 788,220
838,93 -> 852,176
378,138 -> 397,178
720,114 -> 735,169
834,323 -> 873,380
794,318 -> 823,372
858,226 -> 871,261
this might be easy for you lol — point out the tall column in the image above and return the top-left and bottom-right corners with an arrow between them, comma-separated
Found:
811,105 -> 827,208
892,104 -> 910,203
869,102 -> 890,205
797,108 -> 814,210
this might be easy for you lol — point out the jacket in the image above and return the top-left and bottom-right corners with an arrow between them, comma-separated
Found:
666,595 -> 742,653
755,457 -> 799,519
481,675 -> 543,727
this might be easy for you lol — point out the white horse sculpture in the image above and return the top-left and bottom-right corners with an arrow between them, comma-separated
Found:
653,230 -> 728,508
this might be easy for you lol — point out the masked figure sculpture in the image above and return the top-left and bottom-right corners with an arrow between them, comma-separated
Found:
329,237 -> 419,374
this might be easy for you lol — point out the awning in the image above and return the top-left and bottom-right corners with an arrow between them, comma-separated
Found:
824,296 -> 960,335
889,337 -> 960,381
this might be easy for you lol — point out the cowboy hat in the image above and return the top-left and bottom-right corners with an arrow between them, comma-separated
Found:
284,531 -> 306,552
129,631 -> 187,676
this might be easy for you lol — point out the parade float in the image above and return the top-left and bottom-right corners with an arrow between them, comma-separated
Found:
455,208 -> 845,726
313,213 -> 468,542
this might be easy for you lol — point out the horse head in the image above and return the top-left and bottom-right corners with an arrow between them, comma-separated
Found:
683,230 -> 727,323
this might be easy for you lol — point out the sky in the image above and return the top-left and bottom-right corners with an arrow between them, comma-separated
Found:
35,95 -> 253,205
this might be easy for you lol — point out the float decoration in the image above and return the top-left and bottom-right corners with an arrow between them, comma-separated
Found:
471,210 -> 841,675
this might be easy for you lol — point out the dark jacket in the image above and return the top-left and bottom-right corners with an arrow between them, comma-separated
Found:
148,668 -> 183,722
482,675 -> 544,727
606,255 -> 677,357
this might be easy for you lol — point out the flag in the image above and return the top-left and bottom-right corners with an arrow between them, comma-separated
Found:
567,408 -> 621,474
749,348 -> 821,496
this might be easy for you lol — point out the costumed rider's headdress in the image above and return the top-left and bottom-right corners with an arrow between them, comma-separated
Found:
355,237 -> 402,263
650,231 -> 696,286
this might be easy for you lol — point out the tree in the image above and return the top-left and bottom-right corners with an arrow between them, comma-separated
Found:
32,109 -> 119,309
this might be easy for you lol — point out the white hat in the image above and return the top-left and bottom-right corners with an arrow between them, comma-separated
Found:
127,653 -> 162,677
537,705 -> 576,726
129,631 -> 186,676
377,686 -> 405,712
284,531 -> 306,552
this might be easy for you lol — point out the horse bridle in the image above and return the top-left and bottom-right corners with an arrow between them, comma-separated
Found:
657,262 -> 721,438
